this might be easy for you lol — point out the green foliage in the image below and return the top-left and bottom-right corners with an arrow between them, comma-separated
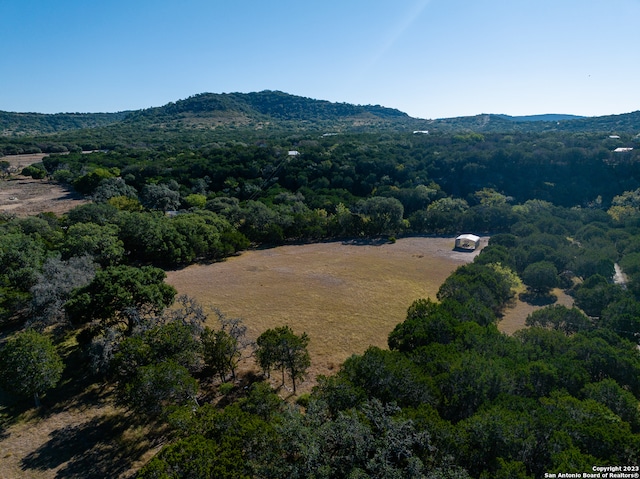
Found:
60,222 -> 124,266
74,167 -> 118,195
0,231 -> 47,291
522,260 -> 559,294
136,434 -> 249,479
0,230 -> 48,318
420,198 -> 469,234
437,262 -> 513,315
256,325 -> 311,393
388,299 -> 458,352
238,382 -> 283,421
65,202 -> 119,225
487,262 -> 522,291
600,296 -> 640,344
0,329 -> 63,407
21,164 -> 47,179
340,347 -> 436,408
184,193 -> 207,209
114,210 -> 246,266
202,327 -> 240,382
65,265 -> 176,332
141,183 -> 181,211
312,374 -> 367,415
92,177 -> 138,203
276,399 -> 431,478
120,360 -> 197,417
162,402 -> 277,477
0,110 -> 126,137
107,195 -> 143,211
0,160 -> 10,177
608,188 -> 640,222
582,379 -> 640,432
525,305 -> 591,335
113,321 -> 201,380
573,275 -> 624,317
218,382 -> 234,395
352,196 -> 405,235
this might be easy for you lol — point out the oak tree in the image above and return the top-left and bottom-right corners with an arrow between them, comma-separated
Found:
0,329 -> 64,407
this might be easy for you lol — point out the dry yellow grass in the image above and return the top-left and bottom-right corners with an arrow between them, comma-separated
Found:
497,288 -> 575,336
166,237 -> 483,389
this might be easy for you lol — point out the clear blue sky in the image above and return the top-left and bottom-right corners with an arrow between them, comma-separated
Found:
2,0 -> 639,119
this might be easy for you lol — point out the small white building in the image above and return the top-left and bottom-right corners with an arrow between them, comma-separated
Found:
455,234 -> 480,250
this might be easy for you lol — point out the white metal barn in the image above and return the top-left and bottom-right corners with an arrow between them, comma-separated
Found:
455,234 -> 480,250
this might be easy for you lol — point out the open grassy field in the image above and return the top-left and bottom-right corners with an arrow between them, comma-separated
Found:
166,237 -> 484,391
0,154 -> 87,217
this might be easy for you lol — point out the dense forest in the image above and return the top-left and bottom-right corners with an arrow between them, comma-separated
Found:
1,92 -> 640,478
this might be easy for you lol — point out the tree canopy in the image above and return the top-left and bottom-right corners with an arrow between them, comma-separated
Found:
0,329 -> 64,407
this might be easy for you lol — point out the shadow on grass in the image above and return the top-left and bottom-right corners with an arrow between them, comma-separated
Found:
20,413 -> 151,479
0,375 -> 113,441
341,237 -> 392,246
519,291 -> 557,306
212,371 -> 265,409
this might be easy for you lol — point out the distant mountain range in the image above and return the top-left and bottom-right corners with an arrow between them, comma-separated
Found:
1,91 -> 639,137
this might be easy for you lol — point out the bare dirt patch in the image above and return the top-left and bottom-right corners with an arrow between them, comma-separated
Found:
0,154 -> 87,217
166,236 -> 484,392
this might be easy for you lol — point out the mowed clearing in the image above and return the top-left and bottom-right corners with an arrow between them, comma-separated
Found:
166,237 -> 484,384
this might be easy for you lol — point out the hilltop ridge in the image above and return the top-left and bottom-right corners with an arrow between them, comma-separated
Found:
1,90 -> 640,138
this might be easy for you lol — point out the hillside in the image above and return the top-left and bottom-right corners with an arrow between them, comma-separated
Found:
129,91 -> 410,121
498,113 -> 585,122
0,91 -> 422,139
0,111 -> 130,136
427,110 -> 640,133
122,90 -> 418,131
2,91 -> 640,141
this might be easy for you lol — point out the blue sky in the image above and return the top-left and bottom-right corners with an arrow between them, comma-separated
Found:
1,0 -> 639,119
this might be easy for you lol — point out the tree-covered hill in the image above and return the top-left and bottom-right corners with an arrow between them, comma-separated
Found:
135,90 -> 410,121
122,90 -> 418,130
426,110 -> 640,133
498,114 -> 585,122
0,91 -> 422,139
3,91 -> 639,142
0,110 -> 130,137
